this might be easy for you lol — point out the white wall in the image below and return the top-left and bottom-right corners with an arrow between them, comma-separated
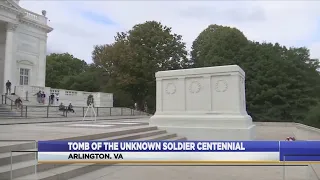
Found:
15,85 -> 114,107
15,24 -> 47,87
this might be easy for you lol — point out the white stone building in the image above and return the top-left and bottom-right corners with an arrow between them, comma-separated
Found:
0,0 -> 51,94
0,0 -> 113,107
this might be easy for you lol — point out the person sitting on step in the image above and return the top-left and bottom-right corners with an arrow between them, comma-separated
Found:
15,97 -> 22,109
68,103 -> 75,113
58,103 -> 65,111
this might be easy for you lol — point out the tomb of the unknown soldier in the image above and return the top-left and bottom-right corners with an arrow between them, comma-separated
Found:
150,65 -> 255,140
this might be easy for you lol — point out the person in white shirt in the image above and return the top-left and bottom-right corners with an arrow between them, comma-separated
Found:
56,94 -> 59,105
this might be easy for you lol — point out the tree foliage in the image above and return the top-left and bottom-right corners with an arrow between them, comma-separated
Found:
46,53 -> 88,88
191,24 -> 248,67
191,24 -> 320,125
92,21 -> 188,111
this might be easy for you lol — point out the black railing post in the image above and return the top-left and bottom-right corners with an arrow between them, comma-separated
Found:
46,106 -> 49,118
25,106 -> 28,118
83,107 -> 85,117
109,107 -> 111,116
1,95 -> 3,104
21,105 -> 23,117
5,96 -> 7,104
96,107 -> 99,117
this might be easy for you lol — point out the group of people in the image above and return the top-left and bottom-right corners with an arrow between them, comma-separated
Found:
35,91 -> 46,104
35,91 -> 59,105
59,102 -> 74,113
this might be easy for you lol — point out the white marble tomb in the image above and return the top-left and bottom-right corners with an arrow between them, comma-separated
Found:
149,65 -> 255,140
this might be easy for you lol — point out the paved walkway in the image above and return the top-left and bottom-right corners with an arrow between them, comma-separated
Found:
0,117 -> 150,141
0,115 -> 149,125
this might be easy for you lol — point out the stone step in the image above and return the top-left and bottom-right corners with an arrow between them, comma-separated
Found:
136,132 -> 177,140
0,149 -> 36,166
2,125 -> 182,180
58,126 -> 158,141
0,159 -> 37,179
66,137 -> 185,180
97,129 -> 167,141
166,136 -> 187,141
0,142 -> 36,154
13,134 -> 183,180
14,163 -> 107,180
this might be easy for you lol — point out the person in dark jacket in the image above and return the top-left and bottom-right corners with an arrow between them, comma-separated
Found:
59,103 -> 65,111
68,103 -> 74,113
50,93 -> 55,105
41,91 -> 46,104
15,97 -> 22,109
5,80 -> 11,95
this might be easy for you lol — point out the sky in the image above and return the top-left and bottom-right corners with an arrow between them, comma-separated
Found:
19,0 -> 320,63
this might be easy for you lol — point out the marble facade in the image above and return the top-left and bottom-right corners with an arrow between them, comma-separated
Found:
0,1 -> 114,107
0,0 -> 52,95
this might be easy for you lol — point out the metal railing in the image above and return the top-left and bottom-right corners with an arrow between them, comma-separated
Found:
1,94 -> 15,110
0,140 -> 37,180
1,95 -> 149,118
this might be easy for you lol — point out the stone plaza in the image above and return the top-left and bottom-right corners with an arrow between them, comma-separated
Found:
0,117 -> 319,180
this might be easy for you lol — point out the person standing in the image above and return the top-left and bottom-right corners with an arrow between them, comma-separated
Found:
87,94 -> 94,106
34,91 -> 41,103
50,93 -> 55,105
5,80 -> 11,95
41,91 -> 46,104
56,94 -> 59,105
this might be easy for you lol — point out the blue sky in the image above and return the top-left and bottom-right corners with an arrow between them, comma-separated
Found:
80,11 -> 116,26
19,1 -> 320,63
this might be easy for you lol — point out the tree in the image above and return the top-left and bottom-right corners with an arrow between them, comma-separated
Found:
46,53 -> 88,88
92,21 -> 188,111
190,24 -> 320,125
305,102 -> 320,128
59,65 -> 107,92
191,24 -> 248,67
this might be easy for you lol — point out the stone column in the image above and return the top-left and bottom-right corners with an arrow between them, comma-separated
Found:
37,36 -> 47,87
3,23 -> 17,93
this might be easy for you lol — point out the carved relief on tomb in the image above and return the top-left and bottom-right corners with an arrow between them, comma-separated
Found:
215,80 -> 228,92
165,83 -> 176,95
189,81 -> 201,94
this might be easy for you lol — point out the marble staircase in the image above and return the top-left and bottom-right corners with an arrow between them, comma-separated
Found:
0,125 -> 186,180
0,105 -> 21,118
